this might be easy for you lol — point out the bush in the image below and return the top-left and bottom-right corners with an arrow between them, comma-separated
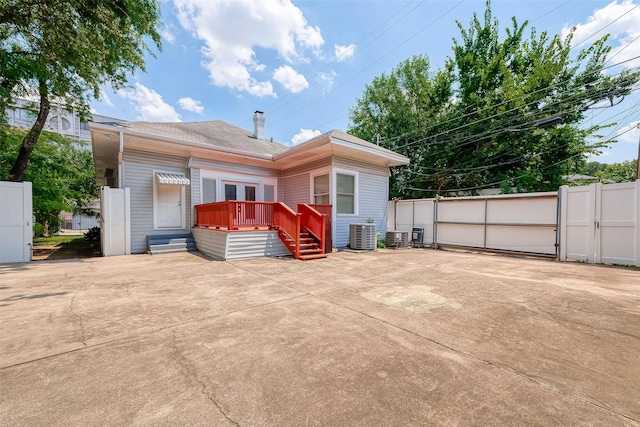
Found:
33,222 -> 45,237
85,226 -> 100,241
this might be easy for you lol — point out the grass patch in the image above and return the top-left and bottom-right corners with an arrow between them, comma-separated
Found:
34,235 -> 84,246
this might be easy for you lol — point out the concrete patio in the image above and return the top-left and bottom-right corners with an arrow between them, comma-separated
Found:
1,249 -> 638,426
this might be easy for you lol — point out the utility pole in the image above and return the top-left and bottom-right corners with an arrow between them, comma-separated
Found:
636,123 -> 640,180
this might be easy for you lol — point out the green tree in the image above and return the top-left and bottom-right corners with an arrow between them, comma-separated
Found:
0,127 -> 99,235
1,0 -> 162,182
348,0 -> 639,197
595,160 -> 638,183
581,161 -> 608,176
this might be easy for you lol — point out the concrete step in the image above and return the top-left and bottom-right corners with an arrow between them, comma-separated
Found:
148,234 -> 196,255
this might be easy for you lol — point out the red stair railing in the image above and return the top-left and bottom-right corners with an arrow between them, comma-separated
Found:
298,204 -> 326,254
274,202 -> 301,258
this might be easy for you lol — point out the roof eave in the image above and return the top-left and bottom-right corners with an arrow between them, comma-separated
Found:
89,122 -> 278,161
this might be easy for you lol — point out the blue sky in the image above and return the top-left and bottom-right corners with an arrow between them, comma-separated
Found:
92,0 -> 640,164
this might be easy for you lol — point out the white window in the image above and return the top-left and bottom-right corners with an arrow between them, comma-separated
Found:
336,172 -> 357,215
314,174 -> 330,204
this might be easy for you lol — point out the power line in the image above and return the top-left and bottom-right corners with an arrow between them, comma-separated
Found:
391,60 -> 640,151
239,0 -> 428,127
406,125 -> 639,194
267,0 -> 467,129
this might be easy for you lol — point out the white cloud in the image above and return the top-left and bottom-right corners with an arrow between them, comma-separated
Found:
617,120 -> 640,143
334,43 -> 356,61
317,70 -> 337,95
173,0 -> 325,97
273,65 -> 309,93
562,0 -> 640,67
99,88 -> 114,107
291,128 -> 321,145
178,96 -> 204,114
159,23 -> 176,43
118,83 -> 181,122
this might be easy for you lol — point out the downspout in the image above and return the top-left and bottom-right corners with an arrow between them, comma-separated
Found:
117,131 -> 124,188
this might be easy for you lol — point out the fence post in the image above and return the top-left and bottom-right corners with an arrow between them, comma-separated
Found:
483,198 -> 488,249
433,196 -> 439,250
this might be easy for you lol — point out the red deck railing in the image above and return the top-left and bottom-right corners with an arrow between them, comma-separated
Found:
194,201 -> 274,230
298,204 -> 326,254
194,201 -> 329,259
274,202 -> 301,258
307,204 -> 332,254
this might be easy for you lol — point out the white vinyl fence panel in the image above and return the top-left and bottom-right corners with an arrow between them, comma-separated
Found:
0,181 -> 32,263
100,186 -> 130,256
561,181 -> 640,266
599,181 -> 639,266
389,192 -> 558,256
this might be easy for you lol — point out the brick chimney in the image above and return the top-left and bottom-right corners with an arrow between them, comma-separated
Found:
253,110 -> 265,140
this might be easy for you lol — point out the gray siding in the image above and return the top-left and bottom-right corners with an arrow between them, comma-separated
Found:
283,173 -> 310,211
283,156 -> 331,177
192,229 -> 290,260
334,157 -> 390,177
123,149 -> 190,253
226,232 -> 290,260
277,177 -> 284,202
333,158 -> 390,248
191,157 -> 280,177
192,228 -> 227,260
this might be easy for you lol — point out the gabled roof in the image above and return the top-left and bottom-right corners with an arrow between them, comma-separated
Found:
274,129 -> 409,168
98,120 -> 289,157
90,119 -> 409,184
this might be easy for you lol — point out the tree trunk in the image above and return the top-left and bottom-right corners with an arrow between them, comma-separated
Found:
8,79 -> 50,182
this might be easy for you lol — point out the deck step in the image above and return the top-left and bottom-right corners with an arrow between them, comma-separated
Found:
298,253 -> 328,261
148,233 -> 197,255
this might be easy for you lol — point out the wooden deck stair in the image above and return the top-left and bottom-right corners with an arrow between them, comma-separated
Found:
279,228 -> 328,261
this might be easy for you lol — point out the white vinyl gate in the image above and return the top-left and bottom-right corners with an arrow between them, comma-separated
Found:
560,181 -> 640,266
389,192 -> 558,256
100,186 -> 131,256
0,181 -> 33,263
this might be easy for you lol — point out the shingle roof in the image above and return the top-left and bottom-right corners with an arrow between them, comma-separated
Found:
115,120 -> 290,156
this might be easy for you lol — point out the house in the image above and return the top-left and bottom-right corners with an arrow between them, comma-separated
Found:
90,112 -> 409,260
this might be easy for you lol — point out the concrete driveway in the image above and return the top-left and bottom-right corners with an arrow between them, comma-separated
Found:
1,249 -> 639,426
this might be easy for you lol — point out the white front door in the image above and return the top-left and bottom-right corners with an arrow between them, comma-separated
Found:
157,184 -> 183,228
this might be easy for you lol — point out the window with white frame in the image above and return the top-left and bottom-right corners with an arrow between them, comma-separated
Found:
313,174 -> 330,204
336,173 -> 356,214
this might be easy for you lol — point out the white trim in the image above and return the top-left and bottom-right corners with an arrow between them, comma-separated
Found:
334,168 -> 359,216
309,166 -> 332,204
153,169 -> 187,230
156,172 -> 190,185
199,168 -> 276,202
